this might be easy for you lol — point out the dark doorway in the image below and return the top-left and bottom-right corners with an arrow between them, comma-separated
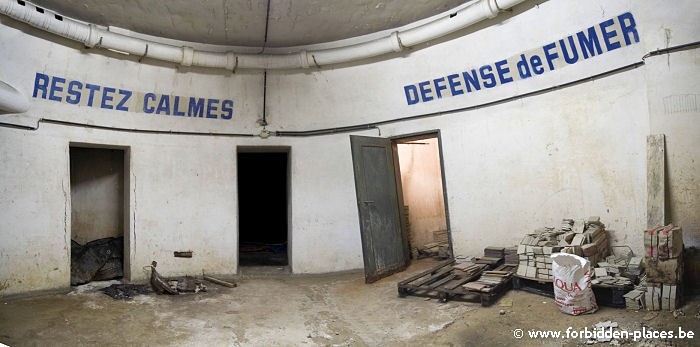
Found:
69,146 -> 128,285
237,150 -> 289,266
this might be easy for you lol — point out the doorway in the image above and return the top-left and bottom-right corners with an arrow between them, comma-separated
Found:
350,132 -> 450,283
69,146 -> 129,285
237,148 -> 290,267
394,134 -> 450,260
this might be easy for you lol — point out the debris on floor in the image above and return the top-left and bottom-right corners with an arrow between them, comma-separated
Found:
70,236 -> 124,286
643,311 -> 659,321
68,279 -> 122,295
592,253 -> 634,286
585,320 -> 622,345
515,217 -> 609,281
100,284 -> 152,300
202,274 -> 238,288
414,230 -> 450,259
146,261 -> 211,295
623,289 -> 645,310
398,248 -> 516,306
171,276 -> 207,293
672,309 -> 684,318
147,261 -> 178,295
498,298 -> 513,307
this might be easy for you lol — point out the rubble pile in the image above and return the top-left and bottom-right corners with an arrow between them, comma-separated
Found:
417,230 -> 450,259
71,236 -> 124,285
516,217 -> 610,280
592,253 -> 634,286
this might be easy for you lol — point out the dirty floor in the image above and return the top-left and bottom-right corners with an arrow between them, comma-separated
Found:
1,260 -> 698,346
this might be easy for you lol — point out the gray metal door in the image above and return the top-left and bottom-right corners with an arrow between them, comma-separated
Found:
350,135 -> 409,283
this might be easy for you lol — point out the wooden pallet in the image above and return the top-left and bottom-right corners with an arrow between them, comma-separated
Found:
512,274 -> 633,308
397,260 -> 515,306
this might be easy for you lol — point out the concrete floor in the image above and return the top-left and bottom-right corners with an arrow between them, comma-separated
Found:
1,260 -> 699,346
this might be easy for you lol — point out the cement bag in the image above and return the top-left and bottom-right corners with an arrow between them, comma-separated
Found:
551,253 -> 597,315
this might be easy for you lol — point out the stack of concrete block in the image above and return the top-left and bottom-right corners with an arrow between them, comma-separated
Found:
418,229 -> 451,259
559,217 -> 610,266
592,254 -> 634,286
515,217 -> 610,280
644,224 -> 683,311
623,289 -> 645,310
645,282 -> 680,311
504,247 -> 518,265
516,244 -> 560,280
626,256 -> 644,277
484,246 -> 505,259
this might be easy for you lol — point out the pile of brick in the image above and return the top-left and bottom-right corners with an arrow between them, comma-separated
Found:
504,247 -> 518,265
515,217 -> 610,280
417,230 -> 450,259
592,254 -> 634,286
643,224 -> 684,311
623,287 -> 645,310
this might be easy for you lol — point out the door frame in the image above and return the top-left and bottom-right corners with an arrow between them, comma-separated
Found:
68,142 -> 132,281
390,130 -> 453,258
235,146 -> 292,272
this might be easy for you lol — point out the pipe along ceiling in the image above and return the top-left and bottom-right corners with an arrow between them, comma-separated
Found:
0,0 -> 527,71
0,0 -> 527,117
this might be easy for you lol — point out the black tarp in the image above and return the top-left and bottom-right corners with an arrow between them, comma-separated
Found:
71,237 -> 123,285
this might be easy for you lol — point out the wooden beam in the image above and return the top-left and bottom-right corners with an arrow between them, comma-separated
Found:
647,134 -> 666,228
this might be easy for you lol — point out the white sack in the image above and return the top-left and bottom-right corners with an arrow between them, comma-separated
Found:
551,253 -> 597,315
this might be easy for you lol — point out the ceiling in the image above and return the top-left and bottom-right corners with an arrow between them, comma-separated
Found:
31,0 -> 467,47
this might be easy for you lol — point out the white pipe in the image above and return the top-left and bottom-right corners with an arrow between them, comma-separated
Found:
0,0 -> 527,71
399,0 -> 500,46
311,31 -> 403,66
0,80 -> 30,114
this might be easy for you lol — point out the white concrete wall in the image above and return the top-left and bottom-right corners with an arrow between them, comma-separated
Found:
1,0 -> 698,296
645,51 -> 700,247
634,0 -> 700,248
268,0 -> 698,258
0,18 -> 364,296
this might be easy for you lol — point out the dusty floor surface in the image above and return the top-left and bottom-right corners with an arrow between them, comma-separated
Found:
1,260 -> 699,346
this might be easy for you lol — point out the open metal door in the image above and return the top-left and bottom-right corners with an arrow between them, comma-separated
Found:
350,135 -> 409,283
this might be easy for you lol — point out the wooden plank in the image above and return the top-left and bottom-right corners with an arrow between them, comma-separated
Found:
428,274 -> 457,289
442,270 -> 486,291
647,134 -> 665,228
397,259 -> 454,285
410,267 -> 454,288
202,274 -> 237,288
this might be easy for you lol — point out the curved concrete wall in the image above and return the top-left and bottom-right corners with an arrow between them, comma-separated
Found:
1,0 -> 698,296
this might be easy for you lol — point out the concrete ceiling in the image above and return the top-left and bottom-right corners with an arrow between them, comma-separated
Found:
31,0 -> 467,47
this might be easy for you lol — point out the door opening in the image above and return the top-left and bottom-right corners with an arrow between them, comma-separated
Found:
69,146 -> 128,286
237,149 -> 289,267
394,134 -> 451,260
